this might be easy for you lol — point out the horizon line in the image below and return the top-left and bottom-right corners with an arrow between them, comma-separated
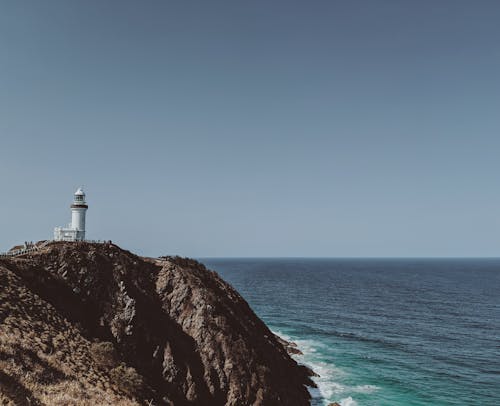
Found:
197,256 -> 500,260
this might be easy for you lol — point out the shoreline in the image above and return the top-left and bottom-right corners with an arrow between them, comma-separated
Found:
273,331 -> 359,406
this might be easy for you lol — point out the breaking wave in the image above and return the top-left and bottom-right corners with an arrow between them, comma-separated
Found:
272,330 -> 379,405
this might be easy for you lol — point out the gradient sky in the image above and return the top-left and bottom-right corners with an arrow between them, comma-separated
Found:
1,1 -> 499,257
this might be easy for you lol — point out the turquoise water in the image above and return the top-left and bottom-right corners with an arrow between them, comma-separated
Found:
200,258 -> 500,406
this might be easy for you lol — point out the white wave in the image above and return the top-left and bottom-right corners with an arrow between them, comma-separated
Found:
272,329 -> 293,342
353,384 -> 379,394
271,329 -> 378,406
340,396 -> 358,406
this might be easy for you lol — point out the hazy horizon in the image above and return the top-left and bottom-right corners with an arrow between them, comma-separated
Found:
2,1 -> 500,258
198,256 -> 500,259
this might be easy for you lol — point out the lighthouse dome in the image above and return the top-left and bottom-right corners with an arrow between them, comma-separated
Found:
73,187 -> 87,205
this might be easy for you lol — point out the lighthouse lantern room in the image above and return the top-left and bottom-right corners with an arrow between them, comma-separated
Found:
54,187 -> 88,241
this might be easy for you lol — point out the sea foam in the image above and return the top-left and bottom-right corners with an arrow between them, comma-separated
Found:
272,330 -> 378,405
339,396 -> 358,406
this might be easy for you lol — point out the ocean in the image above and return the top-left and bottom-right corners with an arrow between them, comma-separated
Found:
200,258 -> 500,406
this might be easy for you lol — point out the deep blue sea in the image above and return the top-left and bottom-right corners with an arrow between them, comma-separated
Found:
200,258 -> 500,406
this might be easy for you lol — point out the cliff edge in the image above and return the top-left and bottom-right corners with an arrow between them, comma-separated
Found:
0,242 -> 314,405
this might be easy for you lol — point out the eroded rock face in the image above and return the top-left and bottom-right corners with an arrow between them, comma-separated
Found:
0,242 -> 314,405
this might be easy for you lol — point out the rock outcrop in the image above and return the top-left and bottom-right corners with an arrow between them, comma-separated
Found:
274,335 -> 303,356
0,242 -> 314,405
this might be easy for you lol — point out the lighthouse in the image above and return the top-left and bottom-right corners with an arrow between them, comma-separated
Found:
71,187 -> 88,240
54,187 -> 88,241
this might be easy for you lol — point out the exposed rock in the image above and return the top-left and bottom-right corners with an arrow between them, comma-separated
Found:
274,334 -> 304,356
272,335 -> 320,379
0,242 -> 314,405
302,365 -> 320,378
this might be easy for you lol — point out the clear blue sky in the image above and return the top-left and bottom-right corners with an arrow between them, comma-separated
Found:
1,1 -> 499,257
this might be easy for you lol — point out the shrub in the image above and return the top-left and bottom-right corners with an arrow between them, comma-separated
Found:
90,341 -> 119,370
110,363 -> 144,396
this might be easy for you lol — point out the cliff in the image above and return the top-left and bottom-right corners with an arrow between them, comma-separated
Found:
0,242 -> 314,405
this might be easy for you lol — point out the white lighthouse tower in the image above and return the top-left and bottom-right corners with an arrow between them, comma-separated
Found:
54,187 -> 88,241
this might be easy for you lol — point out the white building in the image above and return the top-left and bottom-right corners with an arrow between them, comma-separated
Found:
54,187 -> 88,241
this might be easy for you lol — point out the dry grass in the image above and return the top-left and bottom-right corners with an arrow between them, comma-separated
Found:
110,363 -> 145,396
0,264 -> 141,405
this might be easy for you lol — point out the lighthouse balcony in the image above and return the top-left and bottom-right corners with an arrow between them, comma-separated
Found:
70,204 -> 88,209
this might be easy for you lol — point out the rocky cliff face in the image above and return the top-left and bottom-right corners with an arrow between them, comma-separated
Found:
0,242 -> 314,405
